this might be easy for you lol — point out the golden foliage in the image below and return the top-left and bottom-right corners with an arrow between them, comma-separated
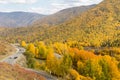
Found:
69,69 -> 80,80
21,41 -> 26,47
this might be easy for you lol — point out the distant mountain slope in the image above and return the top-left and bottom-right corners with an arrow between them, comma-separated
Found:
0,12 -> 45,27
34,5 -> 96,25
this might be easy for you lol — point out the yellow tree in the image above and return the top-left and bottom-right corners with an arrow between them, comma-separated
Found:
53,42 -> 69,54
69,69 -> 80,80
21,41 -> 26,47
28,43 -> 35,54
46,49 -> 55,73
35,47 -> 39,58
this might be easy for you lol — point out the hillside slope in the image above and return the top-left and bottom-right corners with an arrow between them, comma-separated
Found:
34,5 -> 96,25
0,12 -> 45,27
0,41 -> 16,60
0,63 -> 45,80
40,0 -> 120,46
1,0 -> 120,47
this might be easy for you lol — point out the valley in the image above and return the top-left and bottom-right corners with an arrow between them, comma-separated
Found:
0,0 -> 120,80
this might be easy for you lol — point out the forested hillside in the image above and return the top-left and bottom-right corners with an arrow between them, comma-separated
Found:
40,0 -> 120,47
1,0 -> 120,47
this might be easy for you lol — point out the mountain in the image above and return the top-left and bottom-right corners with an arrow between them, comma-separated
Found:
38,0 -> 119,46
0,5 -> 95,27
34,4 -> 96,25
0,12 -> 45,27
1,0 -> 120,47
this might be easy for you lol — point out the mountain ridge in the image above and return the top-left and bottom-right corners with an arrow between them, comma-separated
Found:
0,4 -> 96,27
0,11 -> 45,27
34,4 -> 96,25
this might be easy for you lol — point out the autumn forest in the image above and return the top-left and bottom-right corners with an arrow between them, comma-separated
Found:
0,0 -> 120,80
